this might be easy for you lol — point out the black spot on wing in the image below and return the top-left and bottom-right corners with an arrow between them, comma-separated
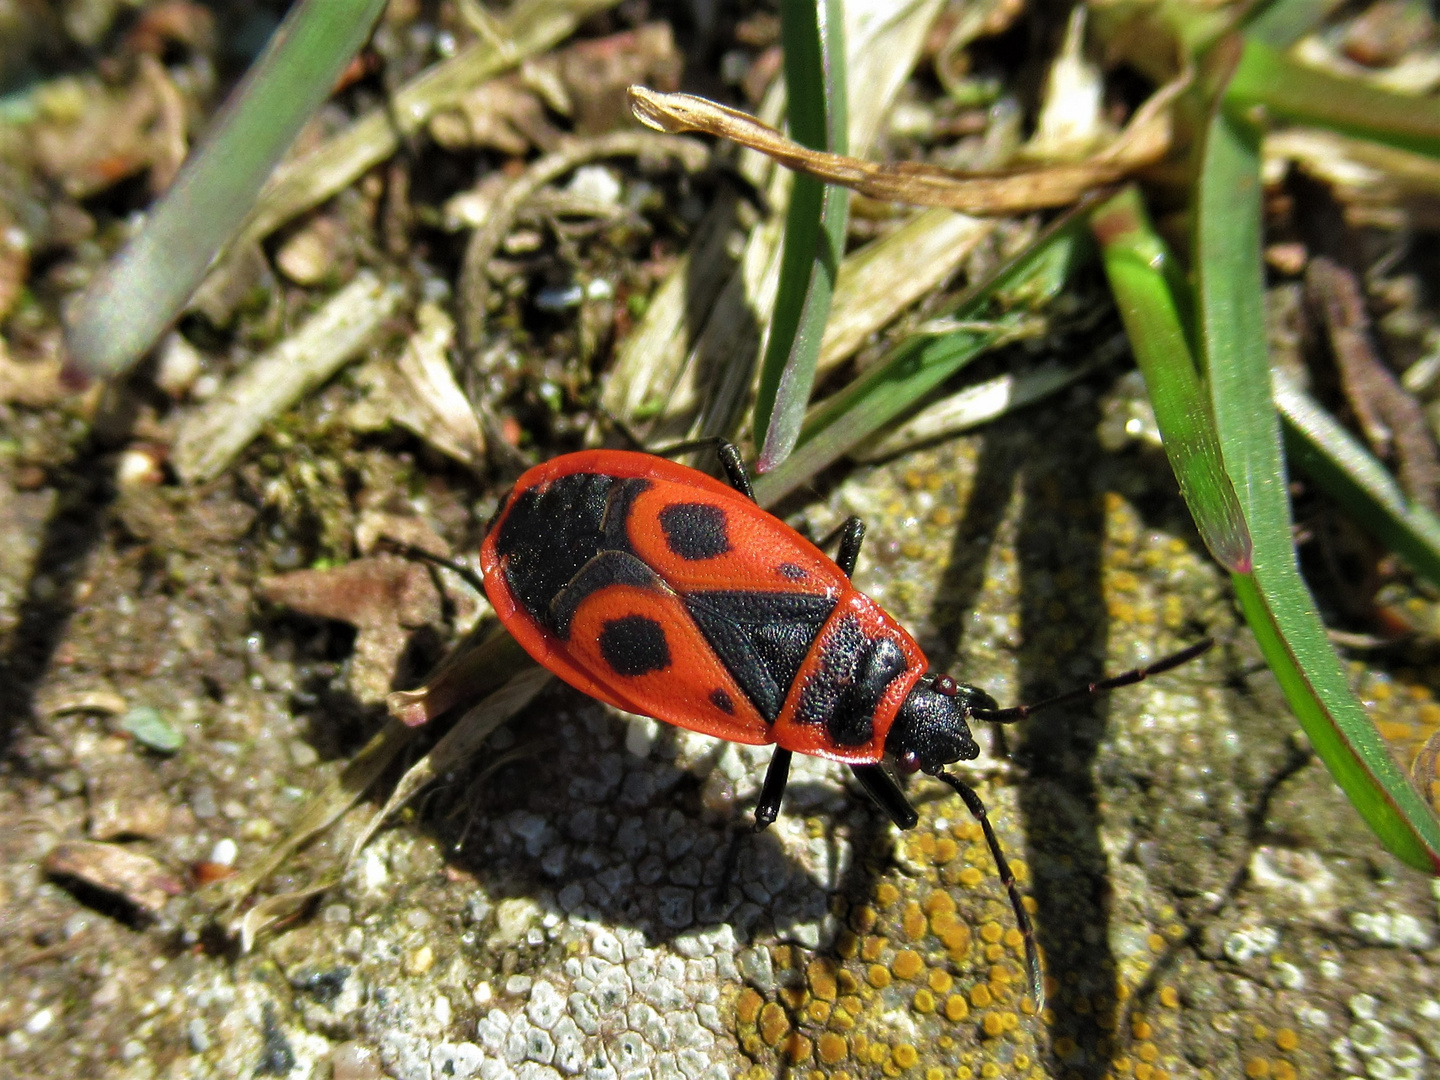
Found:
495,473 -> 650,630
549,550 -> 667,638
683,591 -> 836,723
598,614 -> 671,676
709,688 -> 735,714
777,563 -> 808,581
795,617 -> 910,747
658,502 -> 731,560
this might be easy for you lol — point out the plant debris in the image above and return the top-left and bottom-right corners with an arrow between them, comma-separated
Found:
261,554 -> 442,704
627,72 -> 1187,215
44,840 -> 183,918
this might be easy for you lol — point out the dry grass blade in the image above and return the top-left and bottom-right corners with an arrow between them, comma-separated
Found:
629,75 -> 1187,214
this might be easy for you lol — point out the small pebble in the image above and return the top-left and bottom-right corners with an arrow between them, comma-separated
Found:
534,283 -> 584,311
209,838 -> 238,867
405,945 -> 435,976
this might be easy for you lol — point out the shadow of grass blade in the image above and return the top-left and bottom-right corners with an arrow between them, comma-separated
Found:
1091,187 -> 1252,573
1197,96 -> 1440,870
65,0 -> 388,379
752,207 -> 1089,507
755,0 -> 849,473
1275,371 -> 1440,590
1227,37 -> 1440,158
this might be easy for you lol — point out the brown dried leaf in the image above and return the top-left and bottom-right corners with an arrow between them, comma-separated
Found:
428,23 -> 681,156
262,555 -> 441,703
553,22 -> 682,133
46,840 -> 183,917
429,78 -> 564,154
33,57 -> 188,199
627,73 -> 1187,215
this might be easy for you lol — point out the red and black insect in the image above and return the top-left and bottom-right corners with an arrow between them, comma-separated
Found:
478,443 -> 1210,1006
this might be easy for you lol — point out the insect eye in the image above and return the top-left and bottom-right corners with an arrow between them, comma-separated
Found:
933,675 -> 959,697
899,751 -> 922,774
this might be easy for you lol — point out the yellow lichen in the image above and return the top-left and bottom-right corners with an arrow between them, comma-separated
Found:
903,903 -> 929,940
893,1044 -> 920,1068
981,1013 -> 1005,1038
759,1002 -> 790,1046
1158,986 -> 1180,1008
818,1033 -> 849,1065
784,1034 -> 813,1064
970,984 -> 993,1009
868,964 -> 893,989
945,994 -> 970,1022
1244,1059 -> 1270,1079
1275,1029 -> 1298,1052
893,949 -> 924,980
913,989 -> 936,1014
876,882 -> 901,907
737,988 -> 764,1024
929,969 -> 954,994
808,958 -> 838,1001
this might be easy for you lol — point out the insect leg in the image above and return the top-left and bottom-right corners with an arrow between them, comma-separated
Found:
934,770 -> 1044,1009
849,764 -> 918,829
754,748 -> 793,830
833,518 -> 865,578
389,543 -> 487,595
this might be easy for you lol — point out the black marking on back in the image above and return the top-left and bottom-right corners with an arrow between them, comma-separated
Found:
709,688 -> 735,714
777,562 -> 807,580
495,473 -> 650,631
683,591 -> 837,722
795,616 -> 909,747
549,550 -> 667,638
659,502 -> 731,561
598,614 -> 671,676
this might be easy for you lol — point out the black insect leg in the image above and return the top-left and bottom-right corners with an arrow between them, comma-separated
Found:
934,770 -> 1044,1009
651,438 -> 755,501
849,764 -> 918,829
833,518 -> 865,578
390,544 -> 487,595
754,748 -> 793,830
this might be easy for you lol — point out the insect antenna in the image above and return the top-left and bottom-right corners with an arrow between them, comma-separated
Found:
933,769 -> 1044,1011
971,637 -> 1213,724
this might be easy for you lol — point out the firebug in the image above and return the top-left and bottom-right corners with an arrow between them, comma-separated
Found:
476,442 -> 1211,1007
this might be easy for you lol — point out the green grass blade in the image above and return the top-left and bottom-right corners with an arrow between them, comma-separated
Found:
1196,101 -> 1440,871
755,0 -> 850,473
65,0 -> 387,379
1226,36 -> 1440,158
1091,187 -> 1252,573
1241,0 -> 1345,50
753,210 -> 1088,507
1275,371 -> 1440,590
